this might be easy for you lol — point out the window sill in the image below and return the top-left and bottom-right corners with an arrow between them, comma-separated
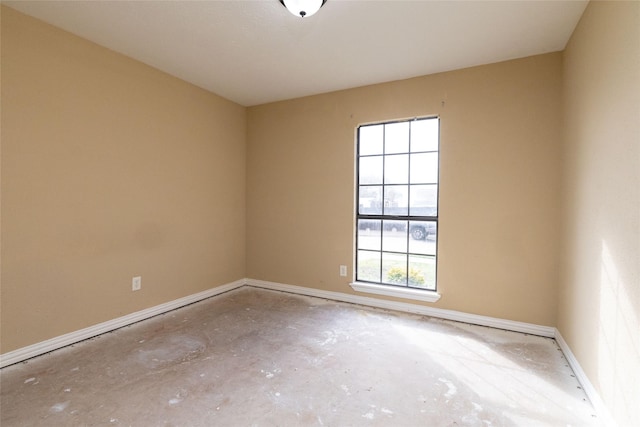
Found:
349,282 -> 441,303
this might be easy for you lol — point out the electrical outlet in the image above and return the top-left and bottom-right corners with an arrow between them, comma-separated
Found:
132,276 -> 142,291
339,265 -> 347,277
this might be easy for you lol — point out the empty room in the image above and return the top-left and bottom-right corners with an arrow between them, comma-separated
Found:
1,1 -> 638,426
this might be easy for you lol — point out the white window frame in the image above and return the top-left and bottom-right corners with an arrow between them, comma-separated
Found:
350,117 -> 441,303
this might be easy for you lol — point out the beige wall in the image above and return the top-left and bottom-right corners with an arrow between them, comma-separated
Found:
560,1 -> 640,425
247,53 -> 563,326
0,7 -> 247,353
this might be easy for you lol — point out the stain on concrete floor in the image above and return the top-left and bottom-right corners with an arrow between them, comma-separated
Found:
1,287 -> 600,426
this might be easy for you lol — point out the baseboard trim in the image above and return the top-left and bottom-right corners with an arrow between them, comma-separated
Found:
554,330 -> 616,427
248,279 -> 619,423
0,279 -> 245,369
245,278 -> 556,338
1,277 -> 613,425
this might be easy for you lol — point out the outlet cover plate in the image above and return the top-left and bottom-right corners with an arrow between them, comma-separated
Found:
132,276 -> 142,291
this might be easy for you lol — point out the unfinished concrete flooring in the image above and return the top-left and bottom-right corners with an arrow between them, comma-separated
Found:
1,287 -> 599,426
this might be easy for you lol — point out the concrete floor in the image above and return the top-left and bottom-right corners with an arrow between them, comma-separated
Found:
1,287 -> 600,426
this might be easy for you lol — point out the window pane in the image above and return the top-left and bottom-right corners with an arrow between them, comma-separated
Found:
359,124 -> 384,155
358,250 -> 381,282
382,220 -> 407,253
384,154 -> 409,184
411,118 -> 439,152
359,156 -> 383,184
358,220 -> 381,250
410,152 -> 438,184
385,122 -> 410,154
409,185 -> 438,216
359,186 -> 382,215
383,185 -> 408,216
408,255 -> 436,290
382,252 -> 407,286
409,221 -> 437,255
356,117 -> 439,292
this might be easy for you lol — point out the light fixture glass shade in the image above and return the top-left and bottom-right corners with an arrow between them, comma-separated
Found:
282,0 -> 324,18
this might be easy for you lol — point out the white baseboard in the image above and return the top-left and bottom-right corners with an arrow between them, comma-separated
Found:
554,330 -> 616,427
249,279 -> 617,424
0,278 -> 552,369
0,279 -> 245,368
2,276 -> 612,427
245,278 -> 556,338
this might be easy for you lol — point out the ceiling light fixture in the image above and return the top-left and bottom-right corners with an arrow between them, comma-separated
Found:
280,0 -> 326,18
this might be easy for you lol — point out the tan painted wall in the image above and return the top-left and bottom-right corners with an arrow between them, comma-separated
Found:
0,7 -> 247,353
247,53 -> 563,326
560,1 -> 640,425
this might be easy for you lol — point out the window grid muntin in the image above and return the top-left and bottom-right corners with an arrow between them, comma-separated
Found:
356,117 -> 439,290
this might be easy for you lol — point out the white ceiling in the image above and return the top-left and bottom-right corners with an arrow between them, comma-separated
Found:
4,0 -> 588,106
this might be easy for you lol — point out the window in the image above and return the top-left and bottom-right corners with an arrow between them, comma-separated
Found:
355,117 -> 439,294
